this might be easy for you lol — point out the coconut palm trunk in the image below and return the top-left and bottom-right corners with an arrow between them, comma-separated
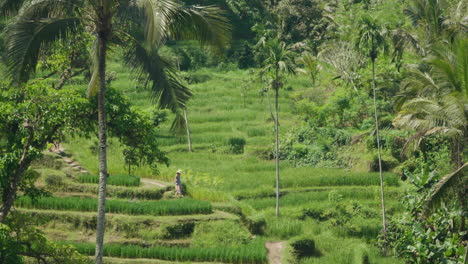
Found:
184,108 -> 193,152
274,76 -> 280,217
95,25 -> 110,264
371,59 -> 387,235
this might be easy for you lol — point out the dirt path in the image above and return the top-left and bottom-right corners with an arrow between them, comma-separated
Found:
266,241 -> 286,264
51,148 -> 89,174
141,178 -> 168,188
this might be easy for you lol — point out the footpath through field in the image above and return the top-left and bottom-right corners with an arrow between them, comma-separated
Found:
266,241 -> 286,264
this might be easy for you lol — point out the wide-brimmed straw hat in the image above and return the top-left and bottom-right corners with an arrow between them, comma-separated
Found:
176,169 -> 183,174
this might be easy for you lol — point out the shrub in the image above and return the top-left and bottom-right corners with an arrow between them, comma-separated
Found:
301,208 -> 326,221
242,215 -> 266,235
368,154 -> 398,172
290,237 -> 317,258
45,174 -> 64,187
180,72 -> 212,84
158,222 -> 195,239
30,153 -> 64,169
228,137 -> 246,154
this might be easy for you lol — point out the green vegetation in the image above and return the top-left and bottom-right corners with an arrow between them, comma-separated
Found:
16,197 -> 212,216
0,0 -> 466,263
191,221 -> 252,248
68,239 -> 267,263
77,174 -> 141,187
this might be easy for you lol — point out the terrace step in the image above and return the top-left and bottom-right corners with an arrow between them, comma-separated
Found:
102,257 -> 224,264
63,157 -> 74,164
141,178 -> 168,188
17,209 -> 239,225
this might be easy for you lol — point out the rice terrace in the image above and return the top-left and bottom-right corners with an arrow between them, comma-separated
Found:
0,0 -> 466,264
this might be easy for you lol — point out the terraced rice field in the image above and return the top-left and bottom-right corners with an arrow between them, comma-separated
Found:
22,62 -> 405,263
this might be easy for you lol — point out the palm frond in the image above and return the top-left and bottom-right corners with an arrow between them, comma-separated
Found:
430,37 -> 468,97
424,163 -> 467,214
132,0 -> 231,50
394,95 -> 466,144
15,0 -> 82,20
165,5 -> 231,51
5,17 -> 80,83
170,111 -> 186,136
118,32 -> 192,112
0,0 -> 27,15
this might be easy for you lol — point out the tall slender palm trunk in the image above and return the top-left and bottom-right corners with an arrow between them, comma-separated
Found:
275,86 -> 280,217
184,108 -> 193,152
372,60 -> 387,236
95,34 -> 108,264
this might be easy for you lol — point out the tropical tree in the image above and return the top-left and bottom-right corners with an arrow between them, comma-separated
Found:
393,0 -> 467,61
355,14 -> 389,235
2,1 -> 229,264
259,39 -> 296,217
319,41 -> 365,91
297,52 -> 320,86
394,37 -> 467,167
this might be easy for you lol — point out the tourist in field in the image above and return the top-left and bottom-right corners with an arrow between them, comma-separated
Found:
175,170 -> 183,195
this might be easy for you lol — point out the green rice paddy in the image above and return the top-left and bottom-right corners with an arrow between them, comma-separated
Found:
44,63 -> 405,263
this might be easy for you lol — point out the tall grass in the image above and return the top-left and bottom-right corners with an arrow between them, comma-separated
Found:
67,239 -> 267,263
282,170 -> 400,188
16,196 -> 212,216
244,187 -> 402,210
264,217 -> 303,239
77,174 -> 140,187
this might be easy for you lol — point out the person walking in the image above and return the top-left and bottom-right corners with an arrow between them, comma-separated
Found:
175,170 -> 183,196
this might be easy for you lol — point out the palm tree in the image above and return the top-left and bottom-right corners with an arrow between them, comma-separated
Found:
404,0 -> 445,44
355,14 -> 389,235
259,39 -> 296,217
395,37 -> 467,167
297,52 -> 320,86
2,1 -> 229,263
394,0 -> 467,60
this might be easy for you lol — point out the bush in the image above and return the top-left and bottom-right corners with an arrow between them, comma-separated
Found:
45,174 -> 64,187
301,208 -> 327,221
30,153 -> 65,169
368,154 -> 398,172
158,222 -> 195,239
290,237 -> 317,258
242,215 -> 266,235
180,72 -> 212,84
228,137 -> 246,154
